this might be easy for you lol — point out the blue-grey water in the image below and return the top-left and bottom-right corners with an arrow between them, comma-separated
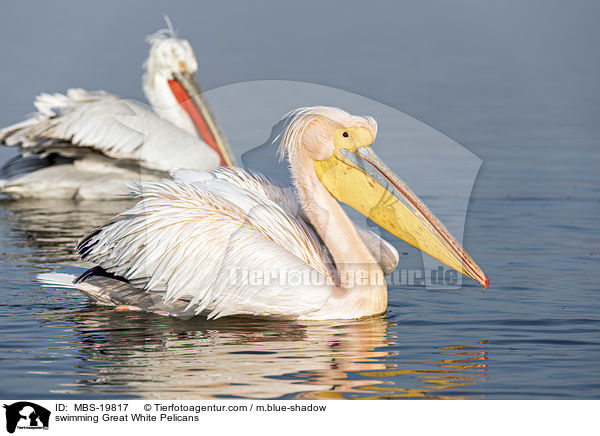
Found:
0,0 -> 599,399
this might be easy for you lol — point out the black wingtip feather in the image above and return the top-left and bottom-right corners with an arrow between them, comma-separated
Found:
0,154 -> 74,180
75,227 -> 103,258
75,266 -> 129,284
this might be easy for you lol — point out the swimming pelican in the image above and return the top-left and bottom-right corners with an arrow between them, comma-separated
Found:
0,25 -> 234,200
39,107 -> 488,320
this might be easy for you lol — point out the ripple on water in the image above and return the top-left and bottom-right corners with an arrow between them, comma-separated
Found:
1,185 -> 599,399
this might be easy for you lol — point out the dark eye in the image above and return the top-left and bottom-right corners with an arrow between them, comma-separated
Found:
342,132 -> 349,138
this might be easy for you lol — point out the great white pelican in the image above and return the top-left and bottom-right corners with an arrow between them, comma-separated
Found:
39,106 -> 488,320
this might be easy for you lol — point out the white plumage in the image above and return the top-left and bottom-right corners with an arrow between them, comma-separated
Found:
75,167 -> 336,319
0,26 -> 230,200
38,106 -> 488,320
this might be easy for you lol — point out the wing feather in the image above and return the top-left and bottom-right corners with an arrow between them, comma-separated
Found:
172,167 -> 302,218
172,167 -> 399,274
76,169 -> 334,318
0,88 -> 220,172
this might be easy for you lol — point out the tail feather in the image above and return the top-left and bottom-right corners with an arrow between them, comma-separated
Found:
37,271 -> 196,317
37,272 -> 77,288
37,272 -> 115,306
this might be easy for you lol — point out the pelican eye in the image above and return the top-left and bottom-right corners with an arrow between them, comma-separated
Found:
343,132 -> 349,138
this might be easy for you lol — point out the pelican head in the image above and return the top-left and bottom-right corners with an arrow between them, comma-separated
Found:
144,29 -> 198,80
280,106 -> 489,289
142,25 -> 234,166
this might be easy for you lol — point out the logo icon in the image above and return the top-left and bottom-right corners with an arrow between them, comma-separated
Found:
3,402 -> 50,434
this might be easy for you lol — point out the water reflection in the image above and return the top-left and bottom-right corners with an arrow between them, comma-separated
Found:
43,310 -> 392,399
0,198 -> 133,264
39,308 -> 488,399
353,345 -> 488,399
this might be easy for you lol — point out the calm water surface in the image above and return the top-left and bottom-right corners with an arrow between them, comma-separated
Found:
1,1 -> 599,399
0,190 -> 597,399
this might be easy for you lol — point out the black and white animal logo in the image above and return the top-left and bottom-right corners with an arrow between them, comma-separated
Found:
3,402 -> 50,434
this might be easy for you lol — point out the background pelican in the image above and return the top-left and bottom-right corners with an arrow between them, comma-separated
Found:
40,106 -> 487,320
0,23 -> 235,200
